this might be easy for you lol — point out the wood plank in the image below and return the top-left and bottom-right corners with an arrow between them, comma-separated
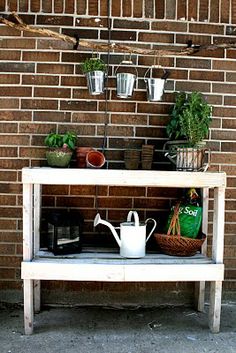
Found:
22,168 -> 226,188
33,184 -> 41,313
212,187 -> 225,263
36,250 -> 213,264
24,279 -> 34,335
22,261 -> 224,282
23,183 -> 33,261
209,281 -> 222,333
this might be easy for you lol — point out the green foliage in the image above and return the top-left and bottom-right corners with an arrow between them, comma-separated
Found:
45,132 -> 77,150
166,92 -> 212,146
81,57 -> 106,73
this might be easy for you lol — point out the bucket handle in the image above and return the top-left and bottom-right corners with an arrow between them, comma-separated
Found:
127,210 -> 139,226
144,66 -> 169,80
115,59 -> 138,78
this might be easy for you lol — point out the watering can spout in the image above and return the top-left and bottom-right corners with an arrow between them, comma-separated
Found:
94,213 -> 121,247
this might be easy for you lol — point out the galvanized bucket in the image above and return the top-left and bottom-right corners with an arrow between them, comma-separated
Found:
115,60 -> 137,99
144,66 -> 169,102
86,70 -> 105,95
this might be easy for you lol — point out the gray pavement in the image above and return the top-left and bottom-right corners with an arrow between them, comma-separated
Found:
0,303 -> 235,353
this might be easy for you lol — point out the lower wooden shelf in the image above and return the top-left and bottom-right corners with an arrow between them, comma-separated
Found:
21,250 -> 224,283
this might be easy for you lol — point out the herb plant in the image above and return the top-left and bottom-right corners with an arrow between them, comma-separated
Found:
166,92 -> 212,147
45,132 -> 77,150
81,57 -> 106,74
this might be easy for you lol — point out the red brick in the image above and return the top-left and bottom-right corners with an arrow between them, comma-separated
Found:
58,124 -> 95,135
145,0 -> 154,18
99,101 -> 135,113
213,60 -> 236,71
0,171 -> 17,182
19,122 -> 55,134
21,99 -> 58,110
76,0 -> 87,14
152,21 -> 187,32
0,74 -> 20,85
0,98 -> 19,109
222,141 -> 236,153
37,15 -> 73,26
7,0 -> 17,11
175,81 -> 210,92
111,114 -> 147,125
221,0 -> 230,23
35,87 -> 71,99
19,147 -> 45,158
42,1 -> 52,12
112,0 -> 121,16
56,196 -> 94,208
190,70 -> 224,81
37,63 -> 74,74
222,119 -> 236,129
114,19 -> 149,29
189,23 -> 224,35
30,0 -> 40,11
72,113 -> 107,124
0,87 -> 32,97
177,0 -> 187,19
0,111 -> 31,121
34,111 -> 71,122
199,0 -> 209,21
0,38 -> 36,49
177,57 -> 211,69
0,195 -> 16,205
97,197 -> 132,209
0,147 -> 17,157
0,135 -> 30,146
61,76 -> 86,87
166,0 -> 176,19
210,0 -> 220,22
0,268 -> 15,279
139,32 -> 174,43
54,0 -> 63,13
109,186 -> 146,197
0,62 -> 35,73
65,0 -> 75,13
23,51 -> 60,62
100,0 -> 108,16
213,107 -> 236,118
232,0 -> 236,24
136,126 -> 166,138
97,125 -> 133,137
37,39 -> 72,50
0,256 -> 21,267
101,30 -> 136,41
211,152 -> 236,164
211,130 -> 236,141
19,0 -> 28,11
224,96 -> 236,106
0,123 -> 17,133
22,74 -> 59,86
188,0 -> 198,21
213,83 -> 236,94
0,50 -> 21,61
176,34 -> 211,45
60,100 -> 97,112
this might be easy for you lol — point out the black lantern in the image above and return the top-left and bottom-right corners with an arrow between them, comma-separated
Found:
46,209 -> 83,255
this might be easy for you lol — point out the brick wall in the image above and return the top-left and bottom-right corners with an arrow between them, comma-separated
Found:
0,0 -> 235,304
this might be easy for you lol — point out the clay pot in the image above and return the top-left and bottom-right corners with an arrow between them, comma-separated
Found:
86,150 -> 105,168
124,149 -> 140,170
76,147 -> 94,168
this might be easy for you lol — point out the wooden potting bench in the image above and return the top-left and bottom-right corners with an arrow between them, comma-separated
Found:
21,168 -> 226,334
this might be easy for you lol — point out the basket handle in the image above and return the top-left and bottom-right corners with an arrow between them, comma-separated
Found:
167,202 -> 181,236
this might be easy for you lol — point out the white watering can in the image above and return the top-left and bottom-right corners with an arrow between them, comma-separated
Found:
94,211 -> 157,258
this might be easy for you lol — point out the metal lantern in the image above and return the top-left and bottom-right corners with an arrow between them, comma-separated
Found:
46,209 -> 84,255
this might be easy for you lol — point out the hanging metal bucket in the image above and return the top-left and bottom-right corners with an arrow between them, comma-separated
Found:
86,70 -> 105,95
115,60 -> 138,99
144,66 -> 169,102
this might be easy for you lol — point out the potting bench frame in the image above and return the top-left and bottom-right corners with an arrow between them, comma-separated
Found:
21,168 -> 226,334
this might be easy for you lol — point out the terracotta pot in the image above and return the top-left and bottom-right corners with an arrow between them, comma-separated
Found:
76,147 -> 94,168
86,150 -> 105,168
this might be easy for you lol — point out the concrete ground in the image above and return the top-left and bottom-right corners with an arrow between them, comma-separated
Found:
0,303 -> 235,353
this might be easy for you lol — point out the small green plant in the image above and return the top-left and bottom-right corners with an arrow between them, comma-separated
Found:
45,132 -> 77,150
81,57 -> 106,74
166,92 -> 212,147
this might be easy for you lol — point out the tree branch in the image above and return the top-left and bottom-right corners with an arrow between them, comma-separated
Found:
0,12 -> 235,57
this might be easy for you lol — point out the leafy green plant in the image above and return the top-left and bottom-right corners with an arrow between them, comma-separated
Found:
166,92 -> 212,147
45,132 -> 77,150
81,57 -> 106,74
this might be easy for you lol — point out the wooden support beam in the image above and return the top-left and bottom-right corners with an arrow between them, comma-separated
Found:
0,12 -> 236,57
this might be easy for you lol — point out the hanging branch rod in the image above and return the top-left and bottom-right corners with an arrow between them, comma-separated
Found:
0,12 -> 236,56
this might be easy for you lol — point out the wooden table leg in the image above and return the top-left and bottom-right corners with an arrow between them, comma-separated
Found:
209,280 -> 222,333
24,279 -> 34,335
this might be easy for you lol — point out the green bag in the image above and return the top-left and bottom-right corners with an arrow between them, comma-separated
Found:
166,203 -> 202,239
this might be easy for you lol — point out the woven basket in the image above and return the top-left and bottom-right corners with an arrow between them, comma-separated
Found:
154,202 -> 206,257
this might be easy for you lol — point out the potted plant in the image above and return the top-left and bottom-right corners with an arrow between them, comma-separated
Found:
45,132 -> 77,167
165,91 -> 212,171
81,57 -> 106,95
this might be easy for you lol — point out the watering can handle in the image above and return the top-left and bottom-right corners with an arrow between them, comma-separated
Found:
145,218 -> 157,243
127,211 -> 139,226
